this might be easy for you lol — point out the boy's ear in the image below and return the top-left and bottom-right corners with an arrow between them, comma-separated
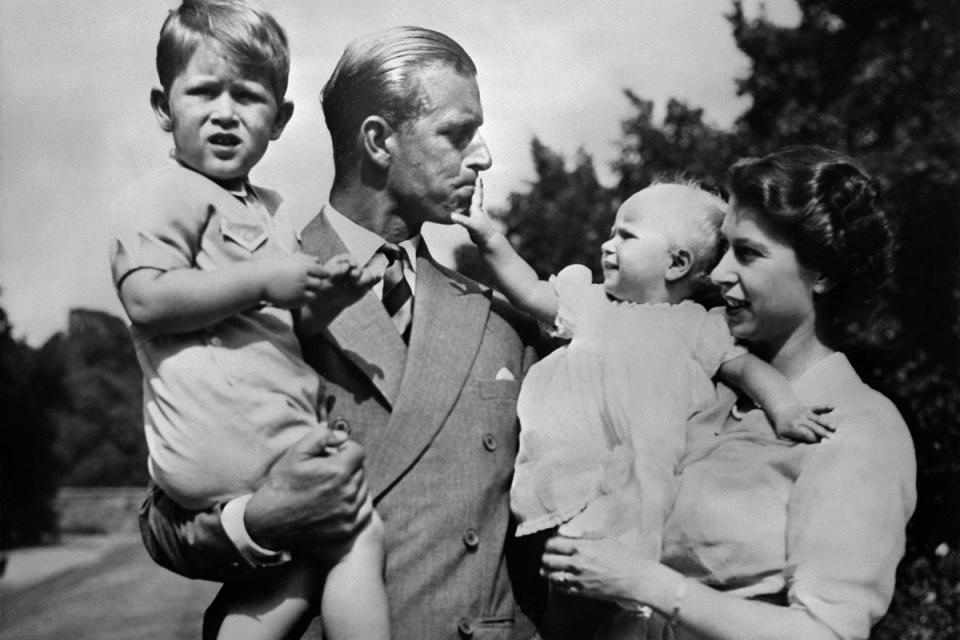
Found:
270,100 -> 295,140
150,88 -> 173,132
360,115 -> 394,170
665,248 -> 693,282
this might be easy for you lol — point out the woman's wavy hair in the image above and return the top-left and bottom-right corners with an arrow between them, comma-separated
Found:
728,145 -> 899,349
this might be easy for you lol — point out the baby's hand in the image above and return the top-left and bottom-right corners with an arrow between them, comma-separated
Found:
261,253 -> 333,309
773,405 -> 836,443
451,177 -> 499,247
314,253 -> 381,305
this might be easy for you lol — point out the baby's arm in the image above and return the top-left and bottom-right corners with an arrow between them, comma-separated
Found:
451,179 -> 558,323
719,353 -> 836,442
118,253 -> 375,335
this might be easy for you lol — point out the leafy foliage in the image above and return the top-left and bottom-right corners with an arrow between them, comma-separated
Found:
0,307 -> 61,548
43,310 -> 147,486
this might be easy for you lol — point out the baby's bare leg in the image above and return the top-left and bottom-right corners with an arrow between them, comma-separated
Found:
320,505 -> 389,640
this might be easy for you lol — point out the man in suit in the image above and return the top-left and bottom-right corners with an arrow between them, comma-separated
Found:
139,25 -> 543,639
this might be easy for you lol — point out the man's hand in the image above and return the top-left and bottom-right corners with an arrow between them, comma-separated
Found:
243,427 -> 371,554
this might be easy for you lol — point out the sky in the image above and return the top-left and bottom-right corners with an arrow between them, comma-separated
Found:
0,0 -> 800,346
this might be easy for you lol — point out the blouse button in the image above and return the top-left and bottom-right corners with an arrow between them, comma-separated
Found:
482,433 -> 497,451
457,617 -> 474,638
462,528 -> 480,551
210,336 -> 223,347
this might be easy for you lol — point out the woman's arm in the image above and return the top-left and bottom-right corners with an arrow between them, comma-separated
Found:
542,534 -> 839,640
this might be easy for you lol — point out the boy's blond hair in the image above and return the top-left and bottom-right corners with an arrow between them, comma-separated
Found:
156,0 -> 290,102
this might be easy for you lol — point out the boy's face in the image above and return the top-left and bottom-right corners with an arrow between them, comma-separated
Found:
151,42 -> 293,187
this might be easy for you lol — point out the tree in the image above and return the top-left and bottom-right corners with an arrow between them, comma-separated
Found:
493,138 -> 618,282
0,305 -> 61,548
45,309 -> 147,486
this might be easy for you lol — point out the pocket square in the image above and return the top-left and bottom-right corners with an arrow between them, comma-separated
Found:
495,367 -> 516,381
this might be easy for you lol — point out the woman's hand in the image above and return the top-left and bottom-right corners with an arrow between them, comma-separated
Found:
541,530 -> 671,609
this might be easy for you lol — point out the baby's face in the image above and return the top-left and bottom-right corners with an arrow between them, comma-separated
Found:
599,194 -> 675,303
153,42 -> 288,187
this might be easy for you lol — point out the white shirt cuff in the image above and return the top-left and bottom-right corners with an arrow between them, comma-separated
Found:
220,493 -> 292,567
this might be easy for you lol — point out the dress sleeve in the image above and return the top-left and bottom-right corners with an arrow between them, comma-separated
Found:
549,264 -> 602,339
785,394 -> 916,640
108,172 -> 207,290
691,306 -> 747,376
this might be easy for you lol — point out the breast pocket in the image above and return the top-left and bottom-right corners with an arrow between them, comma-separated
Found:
220,217 -> 268,253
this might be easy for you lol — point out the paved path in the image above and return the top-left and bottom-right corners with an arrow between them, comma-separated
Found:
1,534 -> 220,640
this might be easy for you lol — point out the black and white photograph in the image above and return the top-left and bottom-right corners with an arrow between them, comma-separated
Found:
1,1 -> 957,639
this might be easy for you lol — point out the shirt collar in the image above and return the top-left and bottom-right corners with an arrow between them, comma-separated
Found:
323,204 -> 420,272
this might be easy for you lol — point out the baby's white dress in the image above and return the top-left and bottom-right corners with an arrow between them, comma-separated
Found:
510,265 -> 745,555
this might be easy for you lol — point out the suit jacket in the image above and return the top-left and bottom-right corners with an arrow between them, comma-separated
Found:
139,208 -> 543,639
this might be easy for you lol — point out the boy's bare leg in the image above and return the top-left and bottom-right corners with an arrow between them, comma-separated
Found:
208,504 -> 388,640
320,507 -> 389,640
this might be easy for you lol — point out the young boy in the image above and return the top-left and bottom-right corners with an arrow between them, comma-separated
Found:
108,2 -> 388,639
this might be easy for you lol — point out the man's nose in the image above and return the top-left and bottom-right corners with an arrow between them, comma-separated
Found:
465,132 -> 492,171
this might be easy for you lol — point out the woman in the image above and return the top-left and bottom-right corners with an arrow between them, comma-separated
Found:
541,146 -> 917,640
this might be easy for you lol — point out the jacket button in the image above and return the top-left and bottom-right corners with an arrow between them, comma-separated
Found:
462,528 -> 480,551
457,617 -> 474,637
482,433 -> 497,451
330,417 -> 351,436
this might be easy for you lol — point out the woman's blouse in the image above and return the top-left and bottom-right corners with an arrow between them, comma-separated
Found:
661,352 -> 916,640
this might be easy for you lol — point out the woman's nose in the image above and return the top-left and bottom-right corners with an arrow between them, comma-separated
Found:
710,249 -> 734,285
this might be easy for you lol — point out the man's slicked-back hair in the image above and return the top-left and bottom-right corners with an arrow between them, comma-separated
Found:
156,0 -> 290,102
321,26 -> 477,171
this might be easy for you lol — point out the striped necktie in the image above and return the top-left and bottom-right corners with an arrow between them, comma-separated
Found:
379,243 -> 413,342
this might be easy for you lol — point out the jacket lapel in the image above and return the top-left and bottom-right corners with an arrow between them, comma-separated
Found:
367,247 -> 492,498
298,209 -> 407,407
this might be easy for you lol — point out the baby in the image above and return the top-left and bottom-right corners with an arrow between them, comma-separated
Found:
455,180 -> 834,558
108,2 -> 387,639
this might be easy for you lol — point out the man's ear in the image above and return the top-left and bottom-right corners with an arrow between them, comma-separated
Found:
665,248 -> 693,282
150,88 -> 173,132
270,100 -> 295,140
360,115 -> 393,169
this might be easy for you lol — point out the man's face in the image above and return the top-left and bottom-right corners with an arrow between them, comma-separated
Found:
386,64 -> 492,226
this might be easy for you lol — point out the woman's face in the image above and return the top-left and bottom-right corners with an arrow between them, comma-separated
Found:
710,201 -> 822,350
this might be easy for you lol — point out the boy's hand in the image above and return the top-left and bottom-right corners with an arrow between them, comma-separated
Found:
773,405 -> 836,443
451,177 -> 500,248
261,253 -> 379,310
261,253 -> 334,309
312,253 -> 380,308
